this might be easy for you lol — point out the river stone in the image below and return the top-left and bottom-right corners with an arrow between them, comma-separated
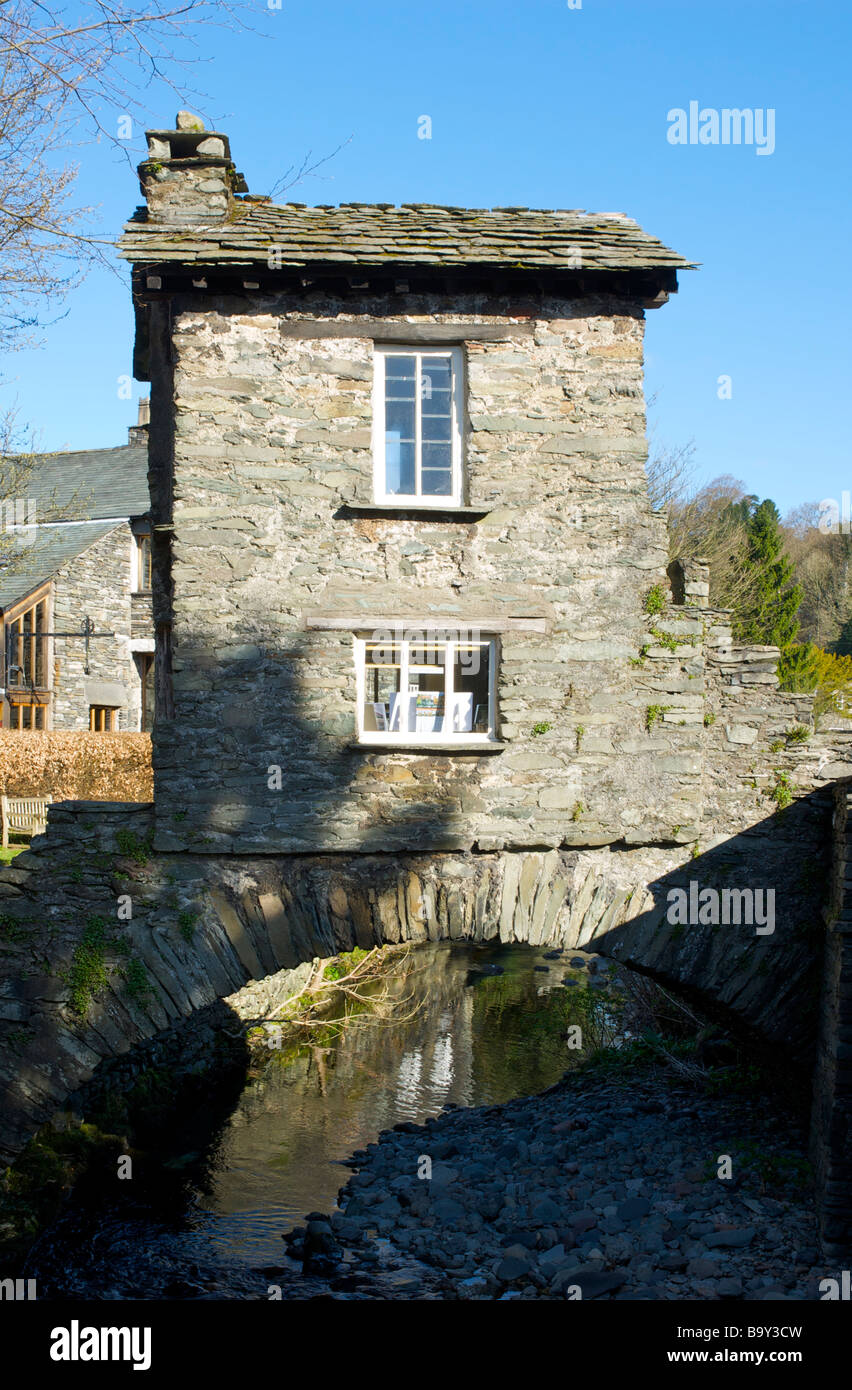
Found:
496,1247 -> 534,1282
552,1265 -> 625,1298
429,1163 -> 459,1188
431,1197 -> 465,1223
531,1196 -> 562,1225
704,1227 -> 755,1248
617,1196 -> 651,1221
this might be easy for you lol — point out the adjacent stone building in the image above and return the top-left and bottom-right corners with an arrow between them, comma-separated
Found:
119,112 -> 704,855
0,407 -> 155,731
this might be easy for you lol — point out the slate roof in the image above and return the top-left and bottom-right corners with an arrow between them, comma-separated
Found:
0,440 -> 149,609
0,522 -> 121,609
16,441 -> 150,523
118,201 -> 695,273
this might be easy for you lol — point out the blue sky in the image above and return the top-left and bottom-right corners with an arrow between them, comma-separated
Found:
5,0 -> 849,515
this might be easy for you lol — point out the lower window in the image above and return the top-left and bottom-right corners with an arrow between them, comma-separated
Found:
8,698 -> 48,730
89,705 -> 118,732
356,632 -> 496,743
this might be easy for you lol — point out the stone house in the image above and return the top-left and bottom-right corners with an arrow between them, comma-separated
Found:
119,112 -> 702,855
0,407 -> 155,731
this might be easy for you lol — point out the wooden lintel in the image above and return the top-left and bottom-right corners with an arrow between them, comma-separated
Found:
277,320 -> 537,342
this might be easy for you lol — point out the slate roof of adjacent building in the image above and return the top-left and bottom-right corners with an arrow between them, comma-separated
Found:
0,441 -> 149,610
16,442 -> 150,523
0,522 -> 121,609
118,201 -> 696,272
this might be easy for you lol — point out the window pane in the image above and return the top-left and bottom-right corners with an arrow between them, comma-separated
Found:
421,409 -> 451,442
420,357 -> 452,397
421,434 -> 453,495
35,602 -> 46,685
409,639 -> 446,670
385,438 -> 416,495
22,608 -> 33,682
364,644 -> 401,732
385,398 -> 416,439
384,356 -> 416,495
453,643 -> 491,734
385,355 -> 416,388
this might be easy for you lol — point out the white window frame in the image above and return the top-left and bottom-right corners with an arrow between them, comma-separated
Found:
354,632 -> 498,745
372,346 -> 463,506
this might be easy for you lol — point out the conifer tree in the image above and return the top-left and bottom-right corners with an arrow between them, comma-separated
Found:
731,498 -> 802,651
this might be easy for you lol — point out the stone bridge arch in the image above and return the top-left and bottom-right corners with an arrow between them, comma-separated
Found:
0,795 -> 828,1164
2,790 -> 851,1254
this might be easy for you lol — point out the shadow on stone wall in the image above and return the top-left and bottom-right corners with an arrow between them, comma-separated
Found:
0,644 -> 840,1254
152,631 -> 517,856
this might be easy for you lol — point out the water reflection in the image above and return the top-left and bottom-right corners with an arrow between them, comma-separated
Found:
200,941 -> 622,1261
27,941 -> 626,1295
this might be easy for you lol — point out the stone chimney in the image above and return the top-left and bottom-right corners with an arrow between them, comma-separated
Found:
138,111 -> 248,224
128,396 -> 150,445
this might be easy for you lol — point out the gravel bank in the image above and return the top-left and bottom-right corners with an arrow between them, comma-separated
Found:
284,1067 -> 832,1301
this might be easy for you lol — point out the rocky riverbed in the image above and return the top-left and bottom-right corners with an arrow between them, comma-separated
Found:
282,1067 -> 831,1301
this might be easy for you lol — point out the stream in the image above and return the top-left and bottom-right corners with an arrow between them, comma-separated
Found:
24,941 -> 628,1300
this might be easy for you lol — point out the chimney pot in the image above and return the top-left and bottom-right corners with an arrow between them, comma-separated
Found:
138,115 -> 245,224
128,396 -> 150,445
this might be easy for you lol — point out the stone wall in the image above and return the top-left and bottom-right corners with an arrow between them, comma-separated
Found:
811,781 -> 852,1256
51,524 -> 152,731
150,291 -> 714,854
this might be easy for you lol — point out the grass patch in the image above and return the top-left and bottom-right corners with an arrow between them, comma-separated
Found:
767,772 -> 795,810
122,957 -> 153,1007
643,583 -> 666,616
177,910 -> 197,943
648,626 -> 680,653
645,704 -> 671,732
114,829 -> 153,865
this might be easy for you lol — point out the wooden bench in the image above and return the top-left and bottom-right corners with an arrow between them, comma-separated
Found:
1,795 -> 52,848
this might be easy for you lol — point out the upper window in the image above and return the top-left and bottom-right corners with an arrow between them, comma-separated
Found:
373,347 -> 463,505
356,631 -> 496,744
5,597 -> 48,690
135,533 -> 152,592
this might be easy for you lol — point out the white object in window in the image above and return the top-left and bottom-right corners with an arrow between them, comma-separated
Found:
372,347 -> 463,505
355,633 -> 496,744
